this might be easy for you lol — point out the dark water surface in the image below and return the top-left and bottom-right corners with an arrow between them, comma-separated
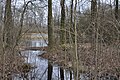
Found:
14,40 -> 75,80
13,34 -> 118,80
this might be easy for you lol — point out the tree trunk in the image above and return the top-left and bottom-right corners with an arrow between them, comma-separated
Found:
74,0 -> 79,80
4,0 -> 13,46
70,71 -> 72,80
48,0 -> 53,80
91,0 -> 97,22
115,0 -> 118,20
70,0 -> 74,43
2,0 -> 14,79
60,67 -> 64,80
91,0 -> 98,80
60,0 -> 65,44
48,0 -> 54,48
91,0 -> 97,58
60,0 -> 65,80
0,3 -> 3,23
48,62 -> 53,80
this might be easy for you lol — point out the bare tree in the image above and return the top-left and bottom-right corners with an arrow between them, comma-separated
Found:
70,0 -> 74,43
4,0 -> 14,46
48,0 -> 53,80
1,0 -> 14,79
91,0 -> 98,80
48,0 -> 54,48
73,0 -> 78,80
60,0 -> 66,80
60,0 -> 65,44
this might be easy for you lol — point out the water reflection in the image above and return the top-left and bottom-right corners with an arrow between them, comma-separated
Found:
15,50 -> 72,80
16,35 -> 92,80
31,33 -> 48,38
14,39 -> 73,80
15,33 -> 119,80
25,40 -> 47,47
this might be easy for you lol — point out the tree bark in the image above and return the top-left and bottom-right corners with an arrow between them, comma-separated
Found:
115,0 -> 118,20
2,0 -> 13,79
74,0 -> 79,79
70,0 -> 74,42
70,71 -> 72,80
48,0 -> 53,80
4,0 -> 13,46
60,0 -> 65,80
60,67 -> 64,80
48,62 -> 53,80
60,0 -> 65,44
91,0 -> 98,80
48,0 -> 54,48
91,0 -> 97,22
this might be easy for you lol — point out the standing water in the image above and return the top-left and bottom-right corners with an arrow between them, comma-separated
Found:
14,33 -> 88,80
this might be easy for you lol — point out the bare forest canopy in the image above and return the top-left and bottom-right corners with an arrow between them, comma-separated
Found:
0,0 -> 116,26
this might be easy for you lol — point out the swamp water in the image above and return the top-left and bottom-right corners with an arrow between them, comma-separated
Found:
13,33 -> 118,80
13,39 -> 88,80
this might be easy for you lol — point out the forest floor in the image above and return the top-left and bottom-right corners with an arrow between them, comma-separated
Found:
38,43 -> 120,74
